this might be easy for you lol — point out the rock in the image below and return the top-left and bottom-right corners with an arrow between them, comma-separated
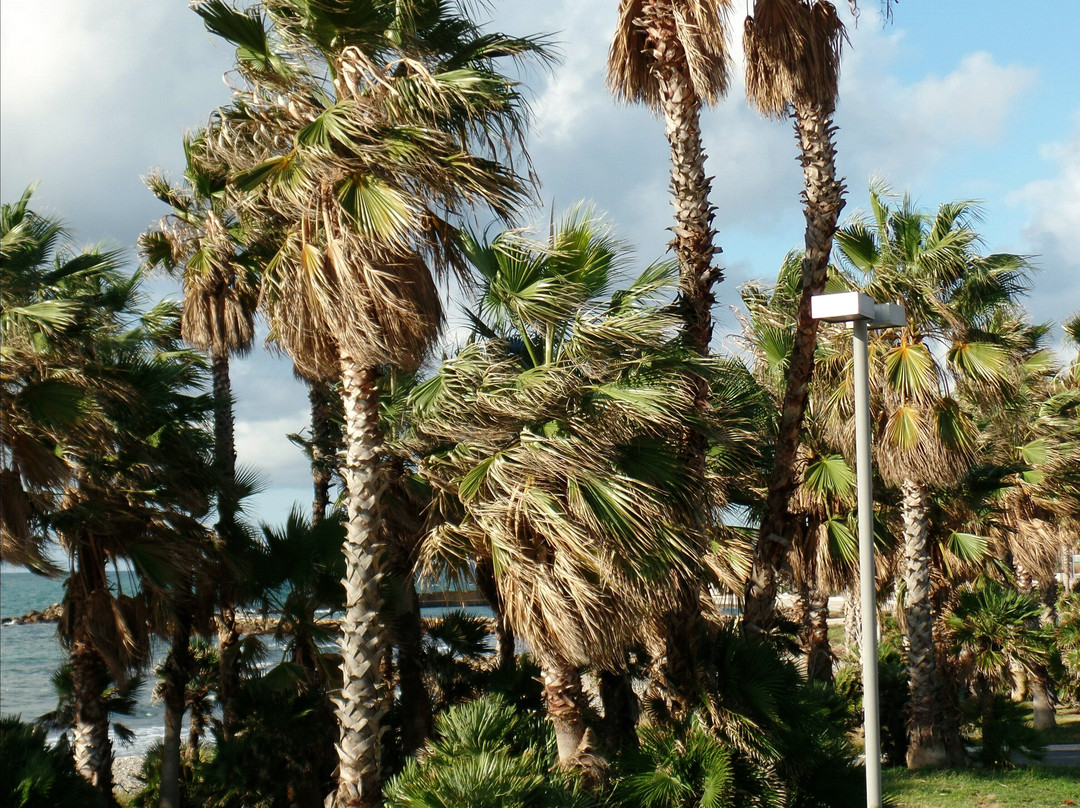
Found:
1,603 -> 62,625
113,755 -> 145,793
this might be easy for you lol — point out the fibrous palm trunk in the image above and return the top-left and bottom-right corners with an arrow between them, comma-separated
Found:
744,102 -> 845,633
843,582 -> 860,656
639,0 -> 723,708
805,585 -> 833,683
900,479 -> 947,769
159,611 -> 192,808
640,1 -> 723,354
211,352 -> 237,498
211,350 -> 241,741
309,380 -> 336,526
542,661 -> 587,765
333,358 -> 387,808
71,630 -> 115,802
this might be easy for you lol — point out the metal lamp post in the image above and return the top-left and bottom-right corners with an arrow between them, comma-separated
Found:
810,292 -> 905,808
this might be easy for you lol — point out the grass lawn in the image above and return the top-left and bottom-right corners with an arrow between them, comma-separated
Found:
1029,704 -> 1080,746
883,766 -> 1080,807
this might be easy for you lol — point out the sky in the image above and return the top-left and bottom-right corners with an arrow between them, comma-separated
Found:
2,0 -> 1078,530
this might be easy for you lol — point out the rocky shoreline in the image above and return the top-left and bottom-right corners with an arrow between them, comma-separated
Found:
1,603 -> 331,634
1,603 -> 64,625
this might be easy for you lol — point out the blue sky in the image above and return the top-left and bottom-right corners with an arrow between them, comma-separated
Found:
2,0 -> 1078,530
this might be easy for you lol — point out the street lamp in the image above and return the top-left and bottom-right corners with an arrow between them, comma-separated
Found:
810,292 -> 905,808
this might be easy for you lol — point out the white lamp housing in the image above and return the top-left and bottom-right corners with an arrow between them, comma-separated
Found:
810,292 -> 906,330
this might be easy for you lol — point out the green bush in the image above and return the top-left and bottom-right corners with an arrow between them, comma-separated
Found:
0,715 -> 106,808
964,694 -> 1045,769
384,695 -> 591,808
834,624 -> 910,766
612,715 -> 736,808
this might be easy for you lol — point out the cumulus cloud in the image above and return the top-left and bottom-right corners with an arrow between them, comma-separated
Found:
1009,120 -> 1080,336
235,412 -> 311,488
838,47 -> 1037,188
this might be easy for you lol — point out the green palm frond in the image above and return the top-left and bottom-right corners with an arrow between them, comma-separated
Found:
803,453 -> 854,500
948,340 -> 1009,383
883,341 -> 936,398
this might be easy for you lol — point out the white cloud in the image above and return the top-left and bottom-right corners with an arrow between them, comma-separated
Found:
838,44 -> 1036,189
235,411 -> 311,487
1009,119 -> 1080,334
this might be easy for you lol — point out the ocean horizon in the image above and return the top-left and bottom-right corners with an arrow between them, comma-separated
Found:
1,570 -> 489,760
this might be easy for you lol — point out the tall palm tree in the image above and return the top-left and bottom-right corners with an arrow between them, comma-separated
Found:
1,187 -> 124,573
55,299 -> 215,800
829,186 -> 1032,768
741,0 -> 849,633
607,0 -> 734,700
193,2 -> 547,803
4,190 -> 217,799
945,580 -> 1054,766
608,0 -> 732,354
736,255 -> 871,679
140,130 -> 260,742
410,210 -> 702,764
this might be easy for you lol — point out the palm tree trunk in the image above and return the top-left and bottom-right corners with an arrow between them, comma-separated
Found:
159,614 -> 192,808
900,479 -> 947,769
309,380 -> 336,526
1032,670 -> 1056,731
639,1 -> 722,355
638,0 -> 723,707
806,586 -> 833,683
474,559 -> 515,672
210,349 -> 243,741
387,533 -> 431,756
744,102 -> 845,634
599,667 -> 639,752
211,352 -> 236,494
187,709 -> 204,755
333,357 -> 387,808
216,609 -> 240,741
843,582 -> 861,657
542,661 -> 586,766
71,630 -> 115,802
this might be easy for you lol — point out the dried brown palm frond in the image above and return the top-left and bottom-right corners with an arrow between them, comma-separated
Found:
704,522 -> 755,596
744,0 -> 846,118
608,0 -> 734,110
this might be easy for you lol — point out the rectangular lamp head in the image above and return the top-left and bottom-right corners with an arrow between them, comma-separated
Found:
810,291 -> 876,322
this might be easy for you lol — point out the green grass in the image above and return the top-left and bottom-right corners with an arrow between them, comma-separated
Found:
883,766 -> 1080,807
1029,704 -> 1080,746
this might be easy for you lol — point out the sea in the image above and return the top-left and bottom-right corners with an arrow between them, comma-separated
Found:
0,569 -> 206,757
1,570 -> 489,758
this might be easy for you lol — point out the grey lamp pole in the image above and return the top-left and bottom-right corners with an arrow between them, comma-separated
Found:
810,292 -> 904,808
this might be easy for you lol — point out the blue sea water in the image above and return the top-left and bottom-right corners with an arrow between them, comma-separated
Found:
1,571 -> 491,758
0,570 -> 176,757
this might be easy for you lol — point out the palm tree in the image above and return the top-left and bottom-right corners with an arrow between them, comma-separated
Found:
829,186 -> 1032,768
140,133 -> 260,739
736,255 -> 870,679
141,131 -> 257,502
741,0 -> 850,633
410,210 -> 703,763
4,190 -> 217,799
1,187 -> 125,573
945,580 -> 1054,766
607,0 -> 732,354
607,3 -> 734,694
193,2 -> 547,802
